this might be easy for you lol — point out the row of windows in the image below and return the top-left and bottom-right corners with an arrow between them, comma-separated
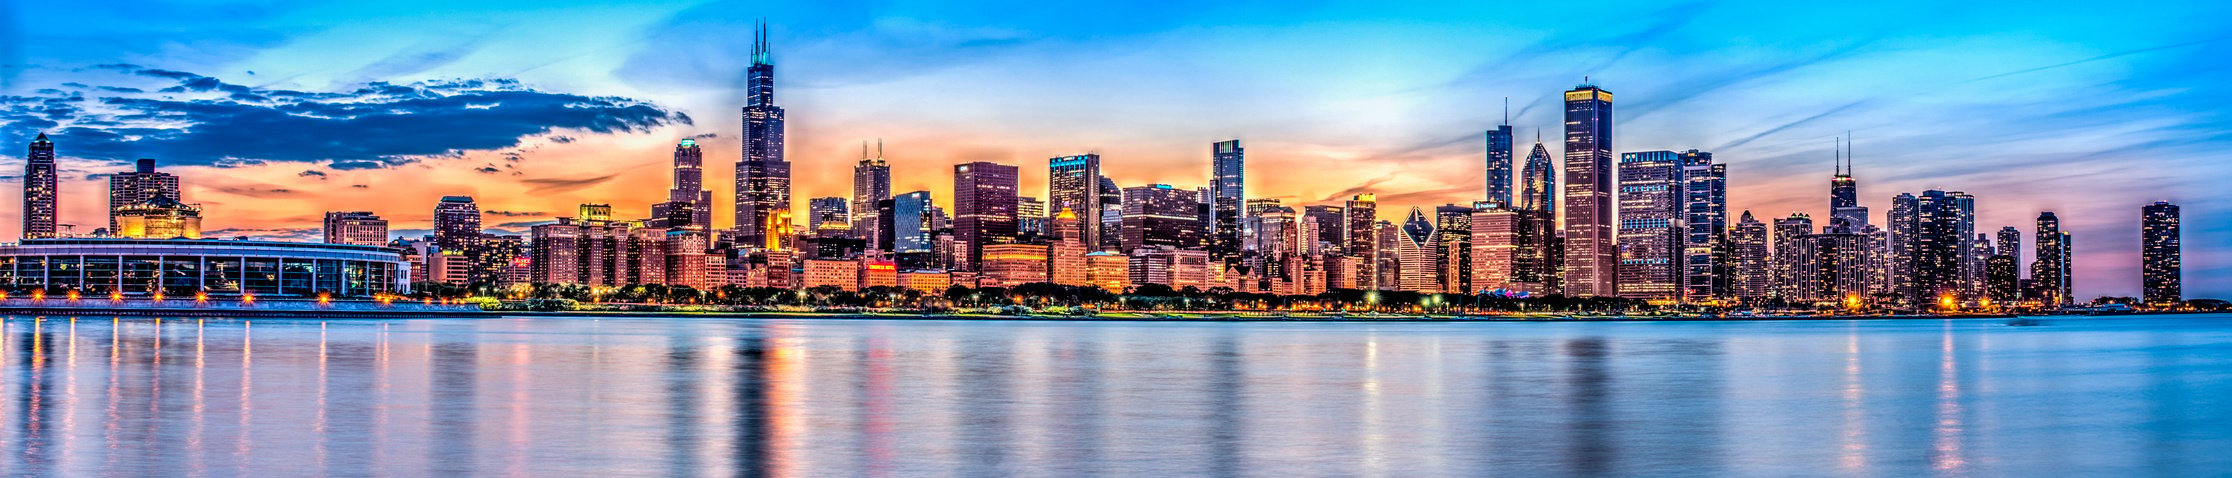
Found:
0,255 -> 402,297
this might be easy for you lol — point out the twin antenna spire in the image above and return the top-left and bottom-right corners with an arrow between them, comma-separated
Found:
860,139 -> 885,160
1834,131 -> 1855,176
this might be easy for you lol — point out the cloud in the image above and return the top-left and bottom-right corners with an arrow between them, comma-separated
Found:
484,210 -> 547,217
475,166 -> 501,174
298,170 -> 327,179
521,173 -> 619,194
212,185 -> 298,198
0,66 -> 691,169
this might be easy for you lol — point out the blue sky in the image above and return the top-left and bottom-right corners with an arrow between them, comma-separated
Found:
1,0 -> 2227,298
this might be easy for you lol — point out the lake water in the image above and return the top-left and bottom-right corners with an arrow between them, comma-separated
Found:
1,314 -> 2228,476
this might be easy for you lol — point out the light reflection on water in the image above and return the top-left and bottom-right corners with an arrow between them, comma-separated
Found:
1,315 -> 2229,476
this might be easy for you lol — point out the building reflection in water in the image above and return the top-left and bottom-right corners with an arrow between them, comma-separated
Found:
0,317 -> 2224,475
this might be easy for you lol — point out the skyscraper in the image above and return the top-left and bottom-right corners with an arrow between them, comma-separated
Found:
2142,201 -> 2181,306
852,141 -> 891,247
1617,151 -> 1685,301
1730,211 -> 1769,300
432,196 -> 483,283
1682,150 -> 1727,301
1121,184 -> 1204,252
1519,137 -> 1556,214
1210,140 -> 1245,266
323,211 -> 389,246
1302,205 -> 1344,254
1828,138 -> 1868,231
107,158 -> 180,233
1996,226 -> 2022,268
1561,83 -> 1616,297
654,139 -> 713,230
1049,154 -> 1104,250
735,23 -> 791,248
1484,121 -> 1515,210
1343,194 -> 1378,288
1893,191 -> 1976,307
807,197 -> 849,235
2033,212 -> 2069,305
1772,213 -> 1814,300
1396,207 -> 1438,292
21,133 -> 57,239
954,162 -> 1019,270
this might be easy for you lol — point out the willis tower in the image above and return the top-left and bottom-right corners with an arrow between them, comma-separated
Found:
736,22 -> 791,249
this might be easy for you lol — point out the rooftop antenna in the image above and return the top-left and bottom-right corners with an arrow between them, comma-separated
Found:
861,140 -> 869,160
1846,130 -> 1854,176
877,138 -> 884,158
1503,97 -> 1511,125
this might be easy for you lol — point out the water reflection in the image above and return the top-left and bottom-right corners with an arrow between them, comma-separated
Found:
0,316 -> 2228,476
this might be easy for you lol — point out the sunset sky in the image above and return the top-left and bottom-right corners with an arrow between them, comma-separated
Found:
1,0 -> 2226,298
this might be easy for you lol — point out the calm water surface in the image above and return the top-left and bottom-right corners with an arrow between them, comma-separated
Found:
1,314 -> 2229,476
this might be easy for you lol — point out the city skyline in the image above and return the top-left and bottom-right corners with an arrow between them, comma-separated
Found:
0,2 -> 2225,298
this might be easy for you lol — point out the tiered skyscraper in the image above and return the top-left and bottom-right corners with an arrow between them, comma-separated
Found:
107,158 -> 180,233
21,134 -> 57,239
653,139 -> 713,229
2141,201 -> 2180,305
1561,83 -> 1616,297
852,141 -> 891,248
735,23 -> 791,248
1209,140 -> 1245,266
1049,154 -> 1104,249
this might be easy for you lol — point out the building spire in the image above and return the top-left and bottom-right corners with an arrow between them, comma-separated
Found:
1502,97 -> 1510,125
752,20 -> 771,66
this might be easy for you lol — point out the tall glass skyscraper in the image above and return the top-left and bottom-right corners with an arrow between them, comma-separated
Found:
1561,83 -> 1616,297
1483,124 -> 1514,210
2033,212 -> 2069,305
852,142 -> 891,247
1518,138 -> 1556,214
21,133 -> 56,239
954,162 -> 1019,270
2142,201 -> 2180,305
1893,190 -> 1976,307
1049,154 -> 1103,250
1680,150 -> 1725,301
735,22 -> 791,248
1210,140 -> 1244,266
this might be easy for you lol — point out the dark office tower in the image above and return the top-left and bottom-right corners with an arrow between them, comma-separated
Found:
807,197 -> 848,234
656,139 -> 713,230
735,22 -> 790,248
881,191 -> 935,266
1046,154 -> 1101,250
1210,140 -> 1245,266
1996,226 -> 2022,268
1893,191 -> 1975,307
852,141 -> 891,247
1343,193 -> 1378,256
1771,213 -> 1814,300
21,133 -> 57,239
1484,123 -> 1515,210
1435,204 -> 1474,293
954,162 -> 1019,270
1097,176 -> 1122,251
1121,184 -> 1205,252
1519,138 -> 1557,213
1730,211 -> 1769,300
1561,83 -> 1616,297
1617,151 -> 1684,301
107,158 -> 181,233
2142,201 -> 2181,306
1302,205 -> 1345,253
2033,212 -> 2067,305
1681,150 -> 1726,301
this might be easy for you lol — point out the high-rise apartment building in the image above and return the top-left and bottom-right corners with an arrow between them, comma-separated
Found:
735,23 -> 791,248
1616,150 -> 1683,301
1561,83 -> 1616,296
21,133 -> 57,239
432,196 -> 483,283
2142,201 -> 2181,306
323,211 -> 389,246
2033,212 -> 2070,305
1893,191 -> 1976,307
1210,140 -> 1245,266
1772,213 -> 1814,300
1435,204 -> 1474,294
1730,211 -> 1769,299
1343,193 -> 1378,257
953,162 -> 1019,270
